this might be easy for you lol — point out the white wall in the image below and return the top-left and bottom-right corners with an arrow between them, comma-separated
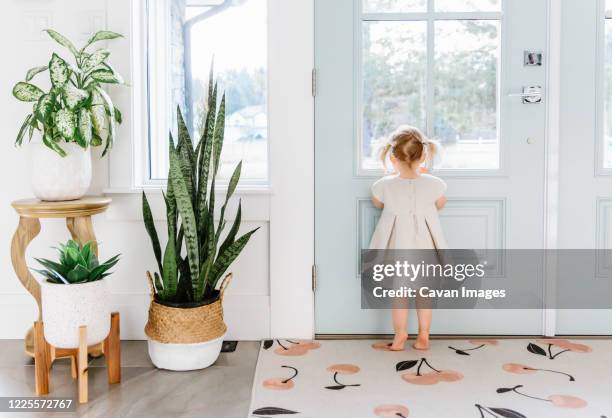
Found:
0,0 -> 271,340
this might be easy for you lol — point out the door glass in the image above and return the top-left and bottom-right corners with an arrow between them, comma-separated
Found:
359,1 -> 502,172
434,20 -> 500,170
362,0 -> 426,13
604,19 -> 612,168
361,21 -> 427,170
435,0 -> 501,12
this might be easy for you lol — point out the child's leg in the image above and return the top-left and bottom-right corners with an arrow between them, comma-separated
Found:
390,298 -> 409,351
414,295 -> 432,350
414,308 -> 431,350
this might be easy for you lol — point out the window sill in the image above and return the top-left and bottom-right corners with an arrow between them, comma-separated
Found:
104,186 -> 274,196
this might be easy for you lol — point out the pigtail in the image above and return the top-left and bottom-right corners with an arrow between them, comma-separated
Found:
424,139 -> 441,163
379,143 -> 392,167
381,125 -> 443,168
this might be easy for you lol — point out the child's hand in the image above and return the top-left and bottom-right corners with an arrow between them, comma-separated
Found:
372,197 -> 384,209
436,196 -> 447,210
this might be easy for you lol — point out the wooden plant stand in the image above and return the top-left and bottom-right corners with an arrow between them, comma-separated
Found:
10,197 -> 112,357
34,312 -> 121,404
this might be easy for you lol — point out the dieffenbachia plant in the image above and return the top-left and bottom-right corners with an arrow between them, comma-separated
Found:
12,29 -> 124,157
142,68 -> 259,304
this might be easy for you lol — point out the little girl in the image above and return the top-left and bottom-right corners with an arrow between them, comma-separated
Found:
369,126 -> 448,351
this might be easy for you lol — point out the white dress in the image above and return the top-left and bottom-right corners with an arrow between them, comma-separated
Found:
369,174 -> 448,250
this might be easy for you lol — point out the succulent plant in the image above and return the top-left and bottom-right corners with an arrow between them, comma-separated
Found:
142,67 -> 258,304
12,29 -> 124,157
33,240 -> 120,285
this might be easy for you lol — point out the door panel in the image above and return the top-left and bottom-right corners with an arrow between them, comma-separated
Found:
315,0 -> 548,335
556,0 -> 612,335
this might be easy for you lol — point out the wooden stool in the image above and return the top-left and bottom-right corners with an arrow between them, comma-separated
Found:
10,197 -> 112,357
34,312 -> 121,403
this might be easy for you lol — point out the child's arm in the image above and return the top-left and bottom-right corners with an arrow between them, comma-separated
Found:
372,197 -> 384,209
435,196 -> 447,210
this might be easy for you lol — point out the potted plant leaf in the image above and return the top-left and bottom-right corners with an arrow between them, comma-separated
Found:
142,70 -> 258,371
12,29 -> 124,201
34,240 -> 120,348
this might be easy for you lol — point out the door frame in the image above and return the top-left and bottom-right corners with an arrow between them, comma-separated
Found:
268,0 -> 316,339
542,0 -> 561,336
272,0 -> 562,339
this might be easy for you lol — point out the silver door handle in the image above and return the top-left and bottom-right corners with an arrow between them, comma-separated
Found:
508,86 -> 542,104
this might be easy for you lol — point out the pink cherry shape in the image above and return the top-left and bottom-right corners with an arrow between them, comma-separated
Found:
548,395 -> 588,409
537,339 -> 592,353
374,404 -> 410,418
468,339 -> 498,346
326,364 -> 360,374
262,378 -> 294,390
502,363 -> 536,374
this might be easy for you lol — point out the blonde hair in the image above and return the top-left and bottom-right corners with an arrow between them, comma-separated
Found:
380,125 -> 440,168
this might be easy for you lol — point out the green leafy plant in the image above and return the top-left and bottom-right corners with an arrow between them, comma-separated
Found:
12,29 -> 124,157
33,240 -> 120,285
142,69 -> 259,304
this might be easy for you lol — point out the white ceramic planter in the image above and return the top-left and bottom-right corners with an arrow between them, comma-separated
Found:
41,280 -> 111,348
147,334 -> 225,371
29,142 -> 92,201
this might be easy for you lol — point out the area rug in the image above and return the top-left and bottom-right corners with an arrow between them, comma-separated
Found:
248,339 -> 612,418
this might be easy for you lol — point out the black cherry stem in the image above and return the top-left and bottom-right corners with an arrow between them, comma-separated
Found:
422,358 -> 441,373
512,385 -> 551,403
276,340 -> 288,350
281,365 -> 298,383
449,343 -> 486,352
332,372 -> 360,387
475,404 -> 499,418
547,344 -> 570,359
416,358 -> 441,376
529,367 -> 575,381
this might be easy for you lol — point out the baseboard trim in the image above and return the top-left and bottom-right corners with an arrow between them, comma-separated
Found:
315,334 -> 612,340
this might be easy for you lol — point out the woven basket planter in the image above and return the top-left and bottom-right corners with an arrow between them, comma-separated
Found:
144,273 -> 232,371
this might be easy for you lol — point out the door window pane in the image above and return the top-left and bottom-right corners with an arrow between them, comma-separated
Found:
604,20 -> 612,169
434,20 -> 500,169
361,21 -> 427,170
435,0 -> 501,12
363,0 -> 426,13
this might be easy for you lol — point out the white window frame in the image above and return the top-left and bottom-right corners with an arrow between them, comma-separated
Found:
596,0 -> 612,176
127,0 -> 272,190
355,0 -> 504,178
106,0 -> 315,339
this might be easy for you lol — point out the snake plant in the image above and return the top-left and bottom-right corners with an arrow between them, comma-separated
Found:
142,69 -> 259,304
34,240 -> 120,285
12,29 -> 124,157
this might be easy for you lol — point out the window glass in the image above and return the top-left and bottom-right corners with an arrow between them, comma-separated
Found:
434,20 -> 500,169
362,0 -> 426,13
435,0 -> 501,12
148,0 -> 268,181
604,20 -> 612,169
361,21 -> 427,170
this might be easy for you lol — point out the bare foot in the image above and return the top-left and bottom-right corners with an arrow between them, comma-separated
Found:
389,333 -> 408,351
412,334 -> 430,351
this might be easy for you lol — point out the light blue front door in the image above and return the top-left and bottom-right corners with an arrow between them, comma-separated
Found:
315,0 -> 550,335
